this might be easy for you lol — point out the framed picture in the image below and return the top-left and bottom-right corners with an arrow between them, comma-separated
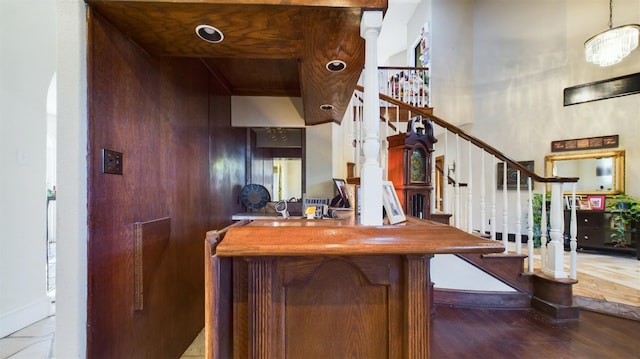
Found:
333,178 -> 349,208
588,195 -> 606,210
382,181 -> 406,224
497,161 -> 534,190
578,198 -> 591,210
564,195 -> 582,210
344,184 -> 356,212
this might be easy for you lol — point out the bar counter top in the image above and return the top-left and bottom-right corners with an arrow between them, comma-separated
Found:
215,218 -> 505,257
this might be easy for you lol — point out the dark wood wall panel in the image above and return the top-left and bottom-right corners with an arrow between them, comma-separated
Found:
208,80 -> 246,229
87,8 -> 245,358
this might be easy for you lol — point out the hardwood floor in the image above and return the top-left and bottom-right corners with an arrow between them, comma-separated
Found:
431,305 -> 640,358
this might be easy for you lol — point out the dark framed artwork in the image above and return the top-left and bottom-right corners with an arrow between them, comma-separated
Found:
551,135 -> 618,152
564,72 -> 640,106
497,161 -> 534,190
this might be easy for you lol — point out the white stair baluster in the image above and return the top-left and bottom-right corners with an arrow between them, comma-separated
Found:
527,178 -> 534,273
431,129 -> 436,216
467,141 -> 473,233
502,161 -> 509,253
515,170 -> 521,255
480,150 -> 486,236
541,190 -> 548,270
570,183 -> 577,279
491,156 -> 497,241
455,134 -> 461,229
443,129 -> 450,217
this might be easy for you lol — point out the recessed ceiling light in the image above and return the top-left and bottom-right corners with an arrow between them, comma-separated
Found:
320,104 -> 334,110
325,60 -> 346,72
195,25 -> 224,43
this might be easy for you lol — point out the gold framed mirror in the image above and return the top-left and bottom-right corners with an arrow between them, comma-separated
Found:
544,149 -> 625,195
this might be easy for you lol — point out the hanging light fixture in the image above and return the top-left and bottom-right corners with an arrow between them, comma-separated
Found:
584,0 -> 640,67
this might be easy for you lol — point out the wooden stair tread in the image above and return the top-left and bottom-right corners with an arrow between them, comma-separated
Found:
482,252 -> 528,259
533,270 -> 579,284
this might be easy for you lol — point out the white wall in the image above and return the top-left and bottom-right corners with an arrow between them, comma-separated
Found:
56,0 -> 88,357
429,0 -> 640,237
231,96 -> 305,127
306,123 -> 334,200
431,0 -> 474,125
0,0 -> 56,337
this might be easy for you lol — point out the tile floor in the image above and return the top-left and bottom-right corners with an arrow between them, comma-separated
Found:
2,249 -> 637,359
0,311 -> 55,359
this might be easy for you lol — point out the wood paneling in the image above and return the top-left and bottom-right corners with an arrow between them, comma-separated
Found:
84,0 -> 387,125
87,8 -> 245,358
133,217 -> 171,311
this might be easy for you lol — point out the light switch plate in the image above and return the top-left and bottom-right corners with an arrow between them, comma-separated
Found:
102,149 -> 123,175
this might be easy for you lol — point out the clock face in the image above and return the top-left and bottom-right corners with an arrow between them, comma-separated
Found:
241,184 -> 271,210
410,149 -> 427,182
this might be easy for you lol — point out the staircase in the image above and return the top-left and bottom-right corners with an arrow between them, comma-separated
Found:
352,67 -> 582,319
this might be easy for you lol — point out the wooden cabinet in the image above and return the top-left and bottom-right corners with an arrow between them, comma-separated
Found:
564,210 -> 638,259
387,117 -> 436,219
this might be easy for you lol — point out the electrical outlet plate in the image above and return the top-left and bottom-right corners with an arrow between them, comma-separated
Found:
102,149 -> 123,175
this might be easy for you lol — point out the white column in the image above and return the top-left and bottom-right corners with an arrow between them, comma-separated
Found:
359,11 -> 383,226
544,182 -> 568,278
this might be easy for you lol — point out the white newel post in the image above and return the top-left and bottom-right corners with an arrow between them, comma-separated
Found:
544,182 -> 568,278
359,11 -> 383,226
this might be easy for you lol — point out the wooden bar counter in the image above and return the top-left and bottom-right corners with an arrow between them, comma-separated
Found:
205,218 -> 504,359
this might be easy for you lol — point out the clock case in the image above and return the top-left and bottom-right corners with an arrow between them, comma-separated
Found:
387,116 -> 437,219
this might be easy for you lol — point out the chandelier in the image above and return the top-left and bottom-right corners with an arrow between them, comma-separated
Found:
584,0 -> 640,67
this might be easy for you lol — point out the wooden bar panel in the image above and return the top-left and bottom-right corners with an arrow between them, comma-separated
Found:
133,217 -> 171,311
405,255 -> 432,358
208,220 -> 504,358
283,256 -> 398,358
248,258 -> 275,359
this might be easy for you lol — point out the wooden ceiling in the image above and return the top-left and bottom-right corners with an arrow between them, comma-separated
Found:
84,0 -> 388,126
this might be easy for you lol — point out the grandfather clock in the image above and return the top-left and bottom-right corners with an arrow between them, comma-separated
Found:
387,116 -> 437,219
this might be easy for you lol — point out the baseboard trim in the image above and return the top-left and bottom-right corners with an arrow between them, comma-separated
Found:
0,296 -> 51,337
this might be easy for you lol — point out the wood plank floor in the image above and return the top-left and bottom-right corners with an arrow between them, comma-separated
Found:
431,305 -> 640,358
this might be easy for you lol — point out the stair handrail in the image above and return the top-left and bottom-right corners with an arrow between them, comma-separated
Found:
356,84 -> 578,185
